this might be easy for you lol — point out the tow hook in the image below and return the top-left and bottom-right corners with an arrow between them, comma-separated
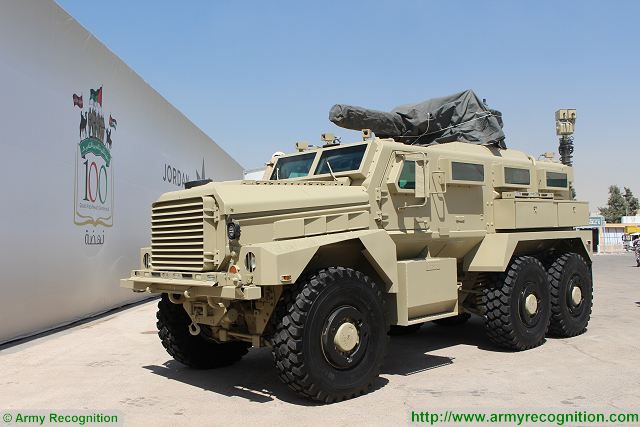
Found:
188,322 -> 201,336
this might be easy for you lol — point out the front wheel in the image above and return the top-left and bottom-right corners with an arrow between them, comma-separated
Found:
271,267 -> 388,403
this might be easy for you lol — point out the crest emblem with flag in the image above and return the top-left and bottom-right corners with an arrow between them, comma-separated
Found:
72,85 -> 117,229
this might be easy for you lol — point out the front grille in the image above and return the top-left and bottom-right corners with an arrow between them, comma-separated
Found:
151,197 -> 214,271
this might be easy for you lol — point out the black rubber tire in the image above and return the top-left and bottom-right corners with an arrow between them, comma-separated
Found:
156,294 -> 249,369
271,267 -> 388,403
432,313 -> 471,326
480,256 -> 550,351
388,323 -> 423,335
547,253 -> 593,337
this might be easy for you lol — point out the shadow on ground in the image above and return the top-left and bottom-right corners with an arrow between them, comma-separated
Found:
144,353 -> 389,405
383,317 -> 495,375
144,316 -> 498,404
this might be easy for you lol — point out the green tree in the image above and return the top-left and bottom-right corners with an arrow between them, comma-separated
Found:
598,185 -> 627,223
623,187 -> 639,215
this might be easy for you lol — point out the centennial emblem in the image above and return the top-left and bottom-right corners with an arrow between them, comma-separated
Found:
72,87 -> 117,230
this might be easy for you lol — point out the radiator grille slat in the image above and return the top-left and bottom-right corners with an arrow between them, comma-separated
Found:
152,248 -> 204,253
152,255 -> 206,260
151,197 -> 211,271
152,221 -> 203,229
152,201 -> 204,211
152,208 -> 203,218
151,230 -> 202,240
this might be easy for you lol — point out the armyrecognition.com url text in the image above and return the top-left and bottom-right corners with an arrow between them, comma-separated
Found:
2,411 -> 122,426
410,409 -> 639,425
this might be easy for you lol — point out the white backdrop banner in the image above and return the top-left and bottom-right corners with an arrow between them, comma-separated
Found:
0,0 -> 243,343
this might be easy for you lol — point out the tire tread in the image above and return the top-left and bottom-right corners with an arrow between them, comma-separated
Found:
547,253 -> 593,337
270,267 -> 387,403
480,256 -> 550,351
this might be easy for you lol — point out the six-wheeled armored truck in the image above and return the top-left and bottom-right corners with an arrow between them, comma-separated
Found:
122,91 -> 593,403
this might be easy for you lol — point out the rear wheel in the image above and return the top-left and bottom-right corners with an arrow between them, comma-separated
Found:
547,253 -> 593,337
480,256 -> 550,351
156,294 -> 249,369
271,267 -> 388,403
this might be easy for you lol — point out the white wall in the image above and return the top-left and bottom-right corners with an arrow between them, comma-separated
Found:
0,0 -> 243,343
601,228 -> 625,252
244,168 -> 267,180
621,216 -> 640,224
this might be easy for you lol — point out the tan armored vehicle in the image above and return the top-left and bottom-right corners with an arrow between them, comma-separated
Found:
122,93 -> 592,402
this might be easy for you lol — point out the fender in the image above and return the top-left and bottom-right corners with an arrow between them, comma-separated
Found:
464,230 -> 592,272
239,229 -> 398,290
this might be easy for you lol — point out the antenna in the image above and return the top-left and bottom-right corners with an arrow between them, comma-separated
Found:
555,109 -> 577,166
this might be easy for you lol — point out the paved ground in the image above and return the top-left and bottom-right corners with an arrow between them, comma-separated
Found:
1,254 -> 639,426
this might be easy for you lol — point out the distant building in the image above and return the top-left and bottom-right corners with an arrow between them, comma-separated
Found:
583,215 -> 640,253
244,168 -> 267,180
0,1 -> 243,344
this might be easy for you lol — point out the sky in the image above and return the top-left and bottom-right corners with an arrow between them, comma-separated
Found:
56,0 -> 640,210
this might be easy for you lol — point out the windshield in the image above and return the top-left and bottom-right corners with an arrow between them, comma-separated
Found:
314,144 -> 367,175
270,152 -> 315,180
270,143 -> 368,180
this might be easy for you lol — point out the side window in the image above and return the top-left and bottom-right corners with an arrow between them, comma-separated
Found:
504,167 -> 530,185
546,171 -> 568,188
398,161 -> 416,189
451,161 -> 484,182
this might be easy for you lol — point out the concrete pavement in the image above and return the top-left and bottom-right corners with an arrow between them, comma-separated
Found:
1,254 -> 639,425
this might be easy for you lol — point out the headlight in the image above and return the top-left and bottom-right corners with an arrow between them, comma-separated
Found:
245,252 -> 256,272
227,221 -> 241,240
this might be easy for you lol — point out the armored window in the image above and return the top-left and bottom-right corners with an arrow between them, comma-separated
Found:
504,167 -> 530,185
398,161 -> 416,190
270,152 -> 315,180
315,144 -> 367,175
451,161 -> 484,182
546,171 -> 568,188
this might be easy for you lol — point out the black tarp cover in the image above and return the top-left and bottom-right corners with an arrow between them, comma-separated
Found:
329,90 -> 506,148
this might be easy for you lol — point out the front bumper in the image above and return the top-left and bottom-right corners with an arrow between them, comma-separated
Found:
120,269 -> 261,300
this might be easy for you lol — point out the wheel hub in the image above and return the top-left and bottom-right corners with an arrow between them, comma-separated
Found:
570,285 -> 582,306
334,322 -> 359,352
321,305 -> 369,369
524,293 -> 538,316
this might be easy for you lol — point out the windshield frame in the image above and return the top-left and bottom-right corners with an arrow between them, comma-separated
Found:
313,143 -> 369,177
269,142 -> 372,181
269,151 -> 316,180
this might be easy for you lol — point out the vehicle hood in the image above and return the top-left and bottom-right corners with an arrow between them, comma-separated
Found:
156,180 -> 370,216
